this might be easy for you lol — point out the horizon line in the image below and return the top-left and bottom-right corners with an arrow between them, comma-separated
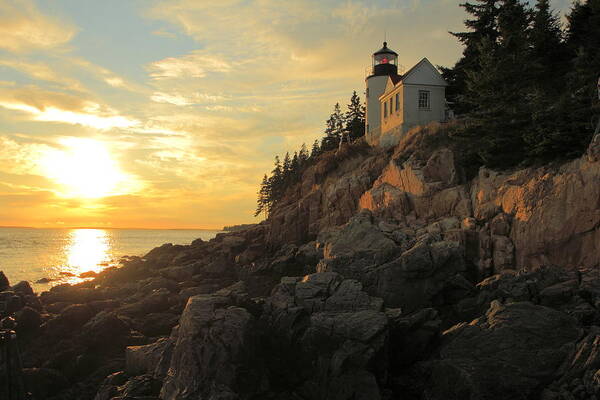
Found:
0,225 -> 227,231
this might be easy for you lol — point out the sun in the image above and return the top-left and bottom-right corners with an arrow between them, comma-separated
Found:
40,138 -> 135,199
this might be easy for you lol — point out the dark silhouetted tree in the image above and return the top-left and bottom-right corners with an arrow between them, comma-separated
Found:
321,103 -> 344,151
344,91 -> 366,141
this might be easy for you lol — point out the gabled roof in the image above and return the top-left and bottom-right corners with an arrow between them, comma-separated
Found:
400,58 -> 446,86
379,58 -> 447,100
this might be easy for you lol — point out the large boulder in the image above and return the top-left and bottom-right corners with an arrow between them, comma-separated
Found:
0,271 -> 9,290
160,294 -> 265,400
12,281 -> 34,296
126,338 -> 172,377
317,211 -> 400,280
365,237 -> 467,312
80,311 -> 130,351
42,303 -> 95,336
262,273 -> 389,399
426,301 -> 581,400
15,306 -> 41,335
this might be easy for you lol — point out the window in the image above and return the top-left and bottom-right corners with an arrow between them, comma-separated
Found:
389,98 -> 393,114
366,88 -> 369,98
395,93 -> 399,111
419,90 -> 430,109
384,102 -> 388,118
366,124 -> 369,133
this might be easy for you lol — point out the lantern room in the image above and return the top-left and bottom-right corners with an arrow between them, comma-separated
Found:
372,42 -> 398,76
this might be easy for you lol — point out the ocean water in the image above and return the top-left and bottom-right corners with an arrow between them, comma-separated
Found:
0,228 -> 221,292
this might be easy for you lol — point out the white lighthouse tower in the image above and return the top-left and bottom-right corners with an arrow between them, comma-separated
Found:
365,42 -> 399,145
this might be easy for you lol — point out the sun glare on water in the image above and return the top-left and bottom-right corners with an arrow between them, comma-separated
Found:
40,138 -> 135,198
66,229 -> 112,274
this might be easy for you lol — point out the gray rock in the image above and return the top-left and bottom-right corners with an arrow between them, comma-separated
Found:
324,279 -> 383,312
0,271 -> 9,290
126,338 -> 172,377
558,327 -> 600,385
540,280 -> 577,307
263,271 -> 389,400
492,235 -> 515,272
160,265 -> 195,282
160,295 -> 264,400
366,239 -> 466,312
43,303 -> 95,336
317,211 -> 400,280
426,301 -> 581,400
15,306 -> 41,335
387,307 -> 441,367
81,311 -> 130,351
12,281 -> 34,296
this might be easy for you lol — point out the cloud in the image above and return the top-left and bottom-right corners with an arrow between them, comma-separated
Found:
67,57 -> 142,92
0,87 -> 140,130
148,51 -> 233,79
150,91 -> 224,106
0,59 -> 85,91
0,0 -> 76,52
0,136 -> 51,176
152,28 -> 177,39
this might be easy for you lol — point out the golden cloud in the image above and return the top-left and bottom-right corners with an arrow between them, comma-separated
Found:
0,87 -> 140,130
148,51 -> 233,79
150,91 -> 225,106
0,0 -> 76,52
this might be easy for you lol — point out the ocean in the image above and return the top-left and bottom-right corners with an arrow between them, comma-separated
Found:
0,227 -> 221,292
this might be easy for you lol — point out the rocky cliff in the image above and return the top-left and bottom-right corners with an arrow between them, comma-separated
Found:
1,123 -> 599,400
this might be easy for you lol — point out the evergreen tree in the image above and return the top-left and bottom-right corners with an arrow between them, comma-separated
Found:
299,143 -> 309,164
282,152 -> 292,181
310,139 -> 321,158
344,91 -> 366,141
321,103 -> 344,151
553,0 -> 600,157
567,0 -> 600,54
254,174 -> 270,217
269,155 -> 284,203
290,152 -> 300,179
462,0 -> 533,167
522,0 -> 571,161
530,0 -> 568,92
447,0 -> 502,114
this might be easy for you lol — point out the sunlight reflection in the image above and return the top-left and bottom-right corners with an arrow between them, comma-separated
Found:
63,229 -> 113,282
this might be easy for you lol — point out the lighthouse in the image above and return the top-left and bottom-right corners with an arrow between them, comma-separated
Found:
365,42 -> 399,144
365,41 -> 449,148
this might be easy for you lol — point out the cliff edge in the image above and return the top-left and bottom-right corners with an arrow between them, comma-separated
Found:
1,124 -> 599,400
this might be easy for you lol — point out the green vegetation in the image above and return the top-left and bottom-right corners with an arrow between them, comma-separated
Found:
255,0 -> 600,217
444,0 -> 600,168
255,91 -> 365,217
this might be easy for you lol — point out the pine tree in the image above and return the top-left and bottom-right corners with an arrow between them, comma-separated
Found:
344,91 -> 366,141
269,155 -> 284,204
447,0 -> 502,114
290,152 -> 300,180
462,0 -> 533,167
254,174 -> 270,217
552,0 -> 600,158
299,143 -> 309,164
522,0 -> 571,161
310,139 -> 321,158
530,0 -> 568,92
321,103 -> 344,151
282,152 -> 292,181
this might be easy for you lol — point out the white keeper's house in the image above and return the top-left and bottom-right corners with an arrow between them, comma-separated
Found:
365,41 -> 449,148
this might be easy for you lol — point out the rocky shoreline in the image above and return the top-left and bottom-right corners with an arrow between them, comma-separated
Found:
1,124 -> 599,400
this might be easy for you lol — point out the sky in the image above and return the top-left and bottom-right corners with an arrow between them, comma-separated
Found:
0,0 -> 573,229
